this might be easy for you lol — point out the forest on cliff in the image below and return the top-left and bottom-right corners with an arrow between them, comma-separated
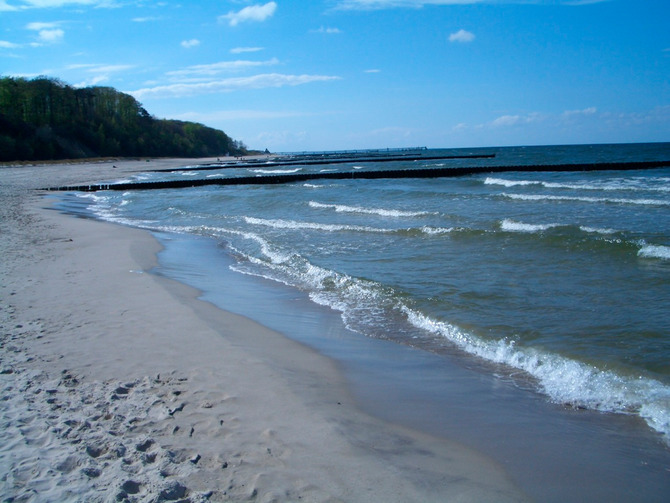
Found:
0,76 -> 247,162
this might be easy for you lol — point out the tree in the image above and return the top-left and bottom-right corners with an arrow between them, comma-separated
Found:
0,76 -> 248,162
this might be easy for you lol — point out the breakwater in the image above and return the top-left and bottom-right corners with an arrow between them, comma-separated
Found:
148,153 -> 496,173
43,160 -> 670,192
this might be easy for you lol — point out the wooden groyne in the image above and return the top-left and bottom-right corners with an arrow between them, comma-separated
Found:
42,160 -> 670,192
148,153 -> 496,173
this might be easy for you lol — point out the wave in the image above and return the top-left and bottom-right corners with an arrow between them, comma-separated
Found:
503,193 -> 670,207
485,177 -> 539,188
486,177 -> 670,193
638,244 -> 670,260
244,216 -> 395,234
249,168 -> 302,174
500,219 -> 560,233
243,216 -> 460,238
579,225 -> 617,235
224,230 -> 670,443
403,307 -> 670,442
309,201 -> 434,217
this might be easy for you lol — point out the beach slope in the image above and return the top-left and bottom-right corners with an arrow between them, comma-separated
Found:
0,159 -> 528,502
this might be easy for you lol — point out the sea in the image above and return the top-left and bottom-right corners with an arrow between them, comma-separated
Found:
58,143 -> 670,501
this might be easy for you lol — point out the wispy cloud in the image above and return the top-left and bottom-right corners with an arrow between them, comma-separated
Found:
65,62 -> 136,87
36,28 -> 64,43
130,73 -> 342,99
26,21 -> 64,44
0,0 -> 18,11
219,2 -> 277,27
181,39 -> 200,49
562,106 -> 597,118
230,47 -> 264,54
166,59 -> 280,80
490,112 -> 542,127
449,29 -> 475,43
67,63 -> 135,73
457,107 -> 601,132
132,16 -> 162,23
0,40 -> 21,48
26,21 -> 59,30
311,26 -> 342,34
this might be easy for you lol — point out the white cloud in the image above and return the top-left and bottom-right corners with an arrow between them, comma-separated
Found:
562,106 -> 597,118
311,26 -> 342,34
75,74 -> 109,87
219,2 -> 277,27
230,47 -> 264,54
449,29 -> 475,43
130,73 -> 341,99
67,63 -> 135,73
132,16 -> 162,23
181,39 -> 200,49
37,29 -> 63,42
490,115 -> 520,127
364,69 -> 381,73
26,22 -> 65,44
0,40 -> 21,48
65,63 -> 135,86
166,58 -> 280,80
26,21 -> 59,30
490,112 -> 540,127
0,0 -> 18,11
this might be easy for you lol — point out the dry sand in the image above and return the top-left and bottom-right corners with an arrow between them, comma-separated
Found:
0,158 -> 529,502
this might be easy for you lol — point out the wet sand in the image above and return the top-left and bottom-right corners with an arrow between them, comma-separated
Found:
0,159 -> 527,502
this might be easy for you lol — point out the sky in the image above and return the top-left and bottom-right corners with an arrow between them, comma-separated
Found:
1,0 -> 669,152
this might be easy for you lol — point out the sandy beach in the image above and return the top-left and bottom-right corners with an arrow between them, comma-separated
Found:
0,158 -> 529,502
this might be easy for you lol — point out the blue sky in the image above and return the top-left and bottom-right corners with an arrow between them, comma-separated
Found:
1,1 -> 669,152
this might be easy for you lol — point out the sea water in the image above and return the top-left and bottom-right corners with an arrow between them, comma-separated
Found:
60,143 -> 670,499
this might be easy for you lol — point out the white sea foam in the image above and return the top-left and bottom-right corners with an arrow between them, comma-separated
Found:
244,216 -> 393,234
485,177 -> 539,188
420,226 -> 455,235
250,168 -> 302,174
228,237 -> 670,441
503,193 -> 670,206
309,201 -> 433,217
402,307 -> 670,442
487,177 -> 670,193
638,244 -> 670,260
579,226 -> 617,235
500,219 -> 559,233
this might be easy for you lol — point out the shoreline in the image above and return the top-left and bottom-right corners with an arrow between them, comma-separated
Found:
0,159 -> 528,501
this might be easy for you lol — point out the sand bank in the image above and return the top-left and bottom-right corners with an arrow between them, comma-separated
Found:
0,159 -> 528,502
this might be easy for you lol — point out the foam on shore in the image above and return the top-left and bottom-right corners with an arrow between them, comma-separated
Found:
0,159 -> 528,502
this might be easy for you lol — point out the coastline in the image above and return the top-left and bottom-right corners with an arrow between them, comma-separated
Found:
0,159 -> 527,501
